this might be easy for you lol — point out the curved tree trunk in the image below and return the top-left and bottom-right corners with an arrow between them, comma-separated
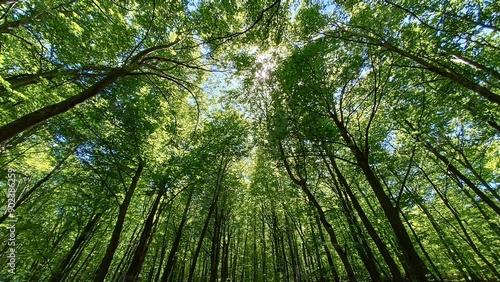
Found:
0,69 -> 127,143
279,143 -> 357,282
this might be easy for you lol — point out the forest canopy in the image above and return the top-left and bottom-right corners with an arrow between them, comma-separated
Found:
0,0 -> 499,281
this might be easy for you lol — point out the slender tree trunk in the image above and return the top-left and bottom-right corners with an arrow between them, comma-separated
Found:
400,210 -> 443,281
284,213 -> 301,282
260,208 -> 268,282
231,228 -> 240,282
280,225 -> 290,282
124,191 -> 163,281
71,241 -> 100,281
309,218 -> 325,281
0,150 -> 72,224
187,157 -> 227,281
454,146 -> 500,201
279,143 -> 357,282
279,143 -> 356,281
328,165 -> 381,281
304,187 -> 356,282
329,113 -> 428,281
378,41 -> 500,105
313,212 -> 340,282
155,206 -> 173,281
424,142 -> 500,216
324,153 -> 404,281
252,215 -> 259,282
111,224 -> 141,281
411,185 -> 479,281
220,221 -> 231,282
1,69 -> 72,95
271,208 -> 285,282
209,206 -> 223,282
94,162 -> 144,282
161,191 -> 193,282
0,67 -> 117,95
187,191 -> 218,282
49,213 -> 102,282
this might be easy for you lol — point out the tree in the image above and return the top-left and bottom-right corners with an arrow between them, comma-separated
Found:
1,0 -> 499,281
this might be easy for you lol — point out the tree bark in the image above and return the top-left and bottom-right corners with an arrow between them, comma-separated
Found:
124,191 -> 163,281
279,143 -> 357,282
187,189 -> 218,282
0,150 -> 72,225
160,191 -> 193,282
94,162 -> 144,282
49,212 -> 102,282
0,68 -> 128,143
329,113 -> 428,281
313,212 -> 340,282
324,153 -> 404,281
424,142 -> 500,216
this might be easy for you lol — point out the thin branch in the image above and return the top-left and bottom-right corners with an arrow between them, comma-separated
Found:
123,0 -> 156,64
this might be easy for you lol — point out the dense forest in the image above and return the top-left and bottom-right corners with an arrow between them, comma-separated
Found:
0,0 -> 499,281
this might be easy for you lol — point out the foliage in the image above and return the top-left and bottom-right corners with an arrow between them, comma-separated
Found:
0,0 -> 499,281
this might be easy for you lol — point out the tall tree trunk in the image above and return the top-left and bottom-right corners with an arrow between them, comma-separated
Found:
49,212 -> 102,282
154,206 -> 173,282
209,206 -> 223,282
260,207 -> 268,282
377,40 -> 500,105
455,148 -> 500,201
187,157 -> 227,281
187,191 -> 218,282
329,113 -> 428,281
124,191 -> 163,281
324,153 -> 404,281
94,162 -> 144,282
0,67 -> 118,95
71,241 -> 100,281
279,143 -> 357,282
112,224 -> 141,281
313,211 -> 340,282
327,163 -> 381,281
0,150 -> 72,225
424,141 -> 500,216
410,181 -> 479,281
283,213 -> 301,282
220,220 -> 231,282
161,191 -> 193,282
309,218 -> 325,281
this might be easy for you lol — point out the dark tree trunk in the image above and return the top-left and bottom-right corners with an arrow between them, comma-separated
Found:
424,142 -> 500,216
49,213 -> 102,282
0,68 -> 127,143
279,142 -> 357,282
94,163 -> 144,282
0,150 -> 72,225
187,191 -> 218,282
209,207 -> 223,282
378,41 -> 500,105
220,220 -> 231,282
329,113 -> 428,281
124,191 -> 163,281
161,191 -> 193,282
325,153 -> 404,281
313,211 -> 340,282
